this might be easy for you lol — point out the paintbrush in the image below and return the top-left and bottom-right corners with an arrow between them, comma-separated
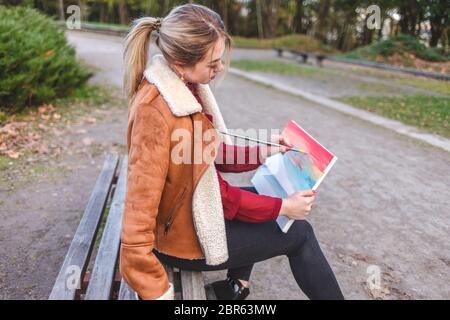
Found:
218,130 -> 308,155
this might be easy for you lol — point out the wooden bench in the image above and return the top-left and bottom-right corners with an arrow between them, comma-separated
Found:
49,153 -> 210,300
274,47 -> 326,66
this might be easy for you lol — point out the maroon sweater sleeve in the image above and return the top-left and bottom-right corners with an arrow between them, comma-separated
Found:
217,171 -> 282,223
201,112 -> 263,173
215,143 -> 263,173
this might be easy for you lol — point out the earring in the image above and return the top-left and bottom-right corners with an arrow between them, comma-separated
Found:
180,73 -> 185,82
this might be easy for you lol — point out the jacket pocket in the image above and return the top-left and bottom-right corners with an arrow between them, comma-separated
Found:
163,186 -> 188,236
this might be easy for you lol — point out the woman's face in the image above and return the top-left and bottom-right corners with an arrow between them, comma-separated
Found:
174,38 -> 226,84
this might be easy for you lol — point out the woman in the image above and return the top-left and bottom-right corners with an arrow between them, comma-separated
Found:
120,3 -> 344,300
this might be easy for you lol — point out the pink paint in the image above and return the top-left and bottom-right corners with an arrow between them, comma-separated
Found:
282,120 -> 334,173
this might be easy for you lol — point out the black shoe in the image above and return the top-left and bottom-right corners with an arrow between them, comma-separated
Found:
205,276 -> 250,300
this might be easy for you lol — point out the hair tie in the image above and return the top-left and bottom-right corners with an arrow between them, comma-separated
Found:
153,17 -> 162,32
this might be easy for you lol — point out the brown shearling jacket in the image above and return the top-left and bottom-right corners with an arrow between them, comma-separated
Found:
120,54 -> 233,300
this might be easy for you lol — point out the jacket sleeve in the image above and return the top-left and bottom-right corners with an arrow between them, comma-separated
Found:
120,103 -> 173,300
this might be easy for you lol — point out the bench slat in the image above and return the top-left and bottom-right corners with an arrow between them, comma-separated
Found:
180,270 -> 206,300
84,156 -> 128,300
118,278 -> 138,300
49,153 -> 119,300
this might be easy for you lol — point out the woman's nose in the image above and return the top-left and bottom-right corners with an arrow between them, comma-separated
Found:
217,60 -> 224,73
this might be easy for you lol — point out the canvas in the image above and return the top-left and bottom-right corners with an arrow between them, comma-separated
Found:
251,120 -> 337,232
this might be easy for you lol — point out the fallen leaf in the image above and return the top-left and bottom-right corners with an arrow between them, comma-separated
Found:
85,116 -> 97,124
36,144 -> 49,154
82,137 -> 93,145
38,106 -> 47,114
6,150 -> 21,159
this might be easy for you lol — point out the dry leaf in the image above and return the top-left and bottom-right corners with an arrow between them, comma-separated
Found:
6,150 -> 21,159
85,116 -> 97,124
38,106 -> 47,114
82,137 -> 93,145
36,144 -> 49,154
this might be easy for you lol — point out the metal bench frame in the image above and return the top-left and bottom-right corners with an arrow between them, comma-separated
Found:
275,47 -> 326,66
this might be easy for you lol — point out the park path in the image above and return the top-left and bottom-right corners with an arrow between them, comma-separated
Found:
0,30 -> 447,300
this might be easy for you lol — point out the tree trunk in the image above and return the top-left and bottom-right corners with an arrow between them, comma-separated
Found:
162,0 -> 170,15
293,0 -> 305,34
118,0 -> 129,25
99,1 -> 106,23
255,0 -> 264,39
263,0 -> 281,38
220,0 -> 229,30
316,0 -> 331,42
430,22 -> 443,47
58,0 -> 64,21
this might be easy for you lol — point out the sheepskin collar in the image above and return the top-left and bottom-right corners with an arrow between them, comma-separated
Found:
143,53 -> 233,144
143,54 -> 202,116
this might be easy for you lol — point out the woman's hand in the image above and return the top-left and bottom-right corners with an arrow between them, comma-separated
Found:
258,134 -> 294,162
279,190 -> 317,220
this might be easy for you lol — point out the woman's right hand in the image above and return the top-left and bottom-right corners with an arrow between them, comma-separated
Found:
279,190 -> 317,220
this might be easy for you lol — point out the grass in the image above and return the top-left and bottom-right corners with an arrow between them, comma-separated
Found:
231,59 -> 321,76
392,77 -> 450,96
232,34 -> 337,54
93,205 -> 110,250
82,21 -> 129,31
0,83 -> 123,189
232,34 -> 337,55
338,95 -> 450,137
356,82 -> 402,95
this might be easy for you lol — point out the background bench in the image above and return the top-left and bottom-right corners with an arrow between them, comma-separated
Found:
49,153 -> 210,300
275,47 -> 326,66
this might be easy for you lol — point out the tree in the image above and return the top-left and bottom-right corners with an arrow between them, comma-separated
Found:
427,0 -> 449,47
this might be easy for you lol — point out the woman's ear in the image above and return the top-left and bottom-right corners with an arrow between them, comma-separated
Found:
170,63 -> 187,79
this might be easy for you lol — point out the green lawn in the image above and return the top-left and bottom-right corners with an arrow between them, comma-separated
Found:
231,59 -> 321,76
392,77 -> 450,96
338,95 -> 450,137
232,34 -> 336,55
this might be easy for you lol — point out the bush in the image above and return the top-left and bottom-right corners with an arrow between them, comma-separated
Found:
0,6 -> 92,113
342,34 -> 448,63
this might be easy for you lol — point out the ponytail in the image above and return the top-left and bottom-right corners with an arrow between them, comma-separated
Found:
123,17 -> 161,99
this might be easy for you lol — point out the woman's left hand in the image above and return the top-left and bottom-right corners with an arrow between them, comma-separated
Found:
258,134 -> 293,162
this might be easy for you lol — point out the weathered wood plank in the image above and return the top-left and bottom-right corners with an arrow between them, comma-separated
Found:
180,270 -> 206,300
84,156 -> 128,300
49,153 -> 119,300
118,278 -> 138,300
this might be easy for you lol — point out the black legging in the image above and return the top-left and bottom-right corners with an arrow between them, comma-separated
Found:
154,186 -> 344,300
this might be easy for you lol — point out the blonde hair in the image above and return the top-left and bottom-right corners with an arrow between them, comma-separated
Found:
123,3 -> 232,99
